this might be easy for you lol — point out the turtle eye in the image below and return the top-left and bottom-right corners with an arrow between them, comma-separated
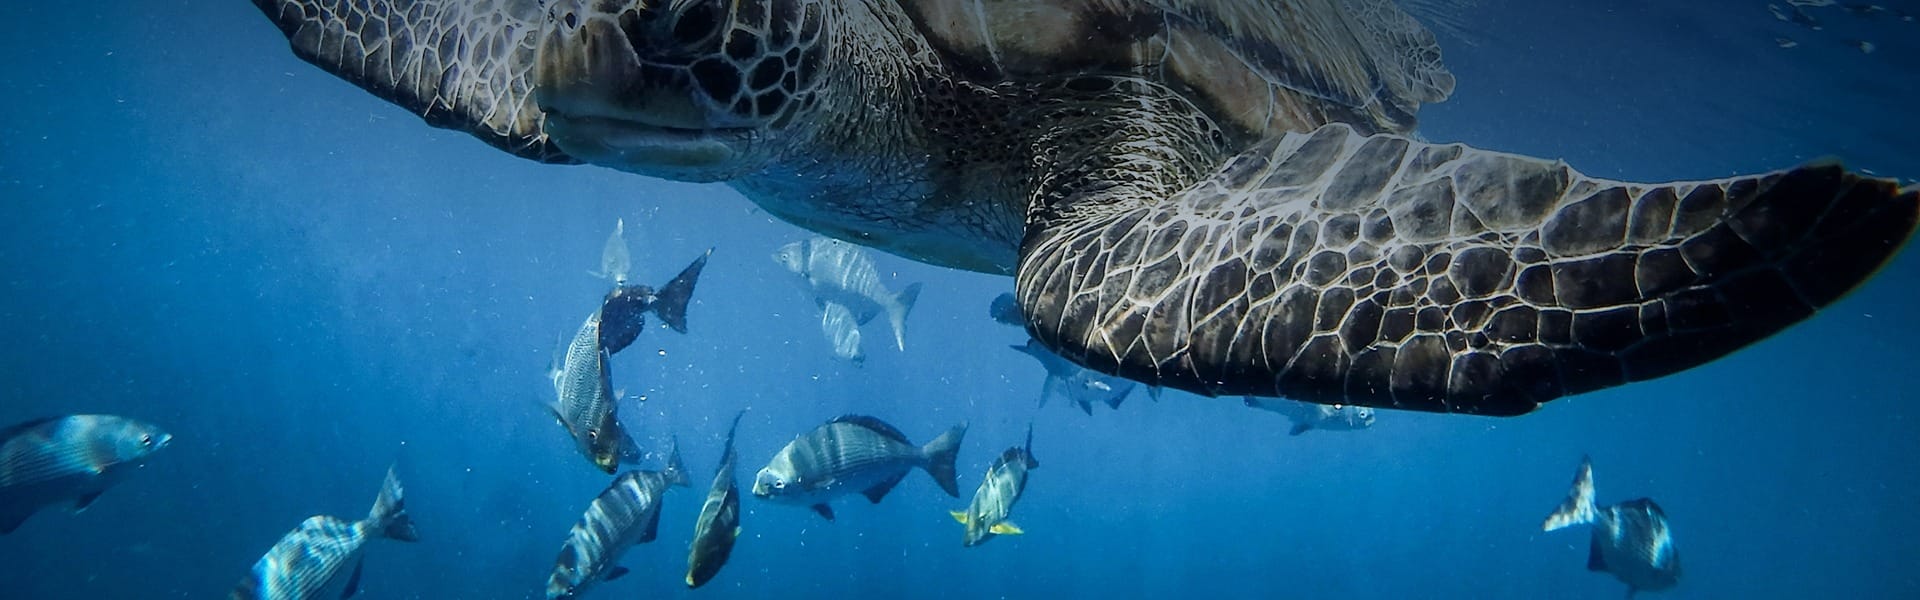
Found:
670,2 -> 721,48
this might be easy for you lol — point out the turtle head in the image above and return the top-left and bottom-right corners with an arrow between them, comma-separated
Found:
535,0 -> 832,182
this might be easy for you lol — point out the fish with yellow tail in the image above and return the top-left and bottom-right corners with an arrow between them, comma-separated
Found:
951,425 -> 1038,547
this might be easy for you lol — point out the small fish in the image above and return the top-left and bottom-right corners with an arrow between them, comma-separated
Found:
752,415 -> 965,521
987,292 -> 1022,327
1852,40 -> 1877,53
0,414 -> 171,534
588,219 -> 632,284
1542,456 -> 1681,598
1244,398 -> 1377,435
1775,37 -> 1800,48
548,312 -> 642,474
772,237 -> 923,357
597,249 -> 712,355
1011,339 -> 1136,415
685,411 -> 746,589
232,466 -> 418,600
548,445 -> 690,599
819,301 -> 865,363
951,426 -> 1038,547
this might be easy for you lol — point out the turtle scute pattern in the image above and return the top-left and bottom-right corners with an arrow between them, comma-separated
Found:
1019,123 -> 1919,416
252,0 -> 573,162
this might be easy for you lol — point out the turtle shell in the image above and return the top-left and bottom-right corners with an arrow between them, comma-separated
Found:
896,0 -> 1455,138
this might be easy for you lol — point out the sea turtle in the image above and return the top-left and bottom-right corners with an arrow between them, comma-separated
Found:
248,0 -> 1917,416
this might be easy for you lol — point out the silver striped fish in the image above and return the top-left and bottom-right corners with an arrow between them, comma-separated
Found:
1010,339 -> 1137,415
548,444 -> 690,599
685,411 -> 746,588
0,414 -> 171,534
548,311 -> 641,474
952,426 -> 1038,547
587,218 -> 632,284
772,237 -> 923,356
752,415 -> 965,522
1542,456 -> 1682,598
231,466 -> 418,600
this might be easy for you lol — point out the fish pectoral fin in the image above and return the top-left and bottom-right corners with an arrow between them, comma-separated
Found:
811,504 -> 836,522
734,526 -> 743,537
341,559 -> 364,599
1587,535 -> 1609,572
72,490 -> 105,513
605,565 -> 632,582
989,521 -> 1024,535
0,507 -> 31,535
950,510 -> 969,525
862,471 -> 909,504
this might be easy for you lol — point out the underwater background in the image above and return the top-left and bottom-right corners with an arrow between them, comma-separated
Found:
2,1 -> 1916,598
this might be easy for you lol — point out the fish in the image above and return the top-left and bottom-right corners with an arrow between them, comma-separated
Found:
1542,456 -> 1682,598
0,414 -> 171,534
772,237 -> 923,356
752,415 -> 965,522
1243,397 -> 1377,435
548,311 -> 642,474
819,301 -> 865,363
587,218 -> 632,284
231,466 -> 418,600
987,292 -> 1022,327
597,249 -> 712,355
1010,339 -> 1136,415
548,444 -> 690,599
951,426 -> 1038,547
685,411 -> 746,588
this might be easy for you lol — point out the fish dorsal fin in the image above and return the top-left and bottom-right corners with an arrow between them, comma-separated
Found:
862,471 -> 909,504
828,415 -> 910,444
0,416 -> 64,441
1621,498 -> 1667,517
810,504 -> 836,521
605,565 -> 631,582
1587,534 -> 1609,572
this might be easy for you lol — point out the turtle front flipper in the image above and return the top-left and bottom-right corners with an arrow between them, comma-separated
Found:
250,0 -> 574,163
1017,123 -> 1917,416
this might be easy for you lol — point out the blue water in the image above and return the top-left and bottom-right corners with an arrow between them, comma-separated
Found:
2,1 -> 1916,598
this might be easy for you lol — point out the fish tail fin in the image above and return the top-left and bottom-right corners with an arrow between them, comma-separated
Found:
886,282 -> 923,351
921,422 -> 968,498
368,465 -> 419,542
1103,391 -> 1126,411
651,248 -> 712,334
663,437 -> 691,488
1543,455 -> 1599,532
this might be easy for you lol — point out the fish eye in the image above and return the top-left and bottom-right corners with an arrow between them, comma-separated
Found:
587,431 -> 598,440
141,434 -> 153,446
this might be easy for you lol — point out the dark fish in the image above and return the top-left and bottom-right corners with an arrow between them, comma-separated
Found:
547,312 -> 641,474
951,426 -> 1038,547
232,466 -> 418,600
752,415 -> 965,521
598,249 -> 712,354
987,292 -> 1022,327
1243,397 -> 1377,435
685,411 -> 746,588
1011,339 -> 1136,415
0,414 -> 171,534
1542,457 -> 1681,598
548,444 -> 690,599
772,237 -> 923,357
